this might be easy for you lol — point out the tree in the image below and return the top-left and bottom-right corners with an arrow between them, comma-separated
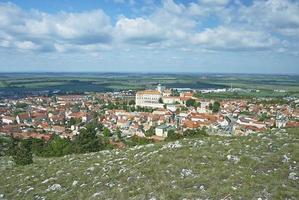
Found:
125,136 -> 153,146
44,135 -> 72,157
209,102 -> 220,113
0,136 -> 13,157
166,130 -> 181,140
69,117 -> 77,127
171,89 -> 180,97
186,99 -> 196,107
15,102 -> 28,109
73,127 -> 102,154
103,127 -> 111,138
196,101 -> 201,108
181,106 -> 188,111
30,138 -> 46,156
12,138 -> 33,165
145,127 -> 155,137
212,101 -> 221,113
183,128 -> 208,138
158,98 -> 163,104
115,128 -> 122,140
129,100 -> 135,105
258,113 -> 270,121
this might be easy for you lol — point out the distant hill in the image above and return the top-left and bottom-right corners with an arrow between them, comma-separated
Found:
0,128 -> 298,199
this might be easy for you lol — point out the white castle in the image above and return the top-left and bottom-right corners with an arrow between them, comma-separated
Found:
135,84 -> 167,108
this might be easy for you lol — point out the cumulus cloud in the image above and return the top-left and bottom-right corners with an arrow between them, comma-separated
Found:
115,17 -> 165,44
191,26 -> 278,51
237,0 -> 299,37
15,40 -> 40,50
200,0 -> 230,7
0,0 -> 298,55
0,2 -> 112,52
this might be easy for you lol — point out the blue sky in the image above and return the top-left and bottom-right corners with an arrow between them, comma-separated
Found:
0,0 -> 298,74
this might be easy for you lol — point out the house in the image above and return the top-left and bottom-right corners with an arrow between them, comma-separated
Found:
31,112 -> 48,122
276,116 -> 288,128
162,96 -> 180,104
49,114 -> 65,124
1,116 -> 15,124
162,89 -> 172,97
116,118 -> 130,128
182,120 -> 203,130
16,113 -> 31,124
12,132 -> 52,141
166,104 -> 181,112
66,111 -> 91,122
286,121 -> 299,128
52,125 -> 66,133
155,124 -> 175,138
197,100 -> 213,113
237,117 -> 266,129
153,109 -> 170,115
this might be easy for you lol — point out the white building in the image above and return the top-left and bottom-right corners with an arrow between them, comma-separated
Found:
1,116 -> 15,124
162,96 -> 180,104
136,90 -> 164,108
155,124 -> 174,138
157,84 -> 166,93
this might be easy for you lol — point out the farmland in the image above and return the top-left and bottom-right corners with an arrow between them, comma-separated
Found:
0,73 -> 298,97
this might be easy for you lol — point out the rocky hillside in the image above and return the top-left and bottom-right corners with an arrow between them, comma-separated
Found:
0,129 -> 298,200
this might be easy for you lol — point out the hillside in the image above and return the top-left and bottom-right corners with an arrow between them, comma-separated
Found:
0,129 -> 298,200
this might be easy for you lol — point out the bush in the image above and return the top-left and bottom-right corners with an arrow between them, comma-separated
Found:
30,138 -> 46,156
12,138 -> 33,166
0,136 -> 12,157
125,136 -> 154,146
115,128 -> 122,140
103,127 -> 111,138
43,135 -> 73,157
166,130 -> 182,141
186,99 -> 196,107
145,127 -> 155,137
183,128 -> 208,138
129,100 -> 135,105
73,122 -> 103,153
209,101 -> 221,113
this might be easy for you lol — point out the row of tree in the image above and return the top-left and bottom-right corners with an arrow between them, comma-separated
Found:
7,121 -> 113,165
166,128 -> 208,141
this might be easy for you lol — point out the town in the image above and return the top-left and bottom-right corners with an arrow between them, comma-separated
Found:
1,84 -> 298,145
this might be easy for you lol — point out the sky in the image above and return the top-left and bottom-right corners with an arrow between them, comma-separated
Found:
0,0 -> 298,74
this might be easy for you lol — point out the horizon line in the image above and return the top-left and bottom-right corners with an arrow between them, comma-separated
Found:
0,71 -> 298,76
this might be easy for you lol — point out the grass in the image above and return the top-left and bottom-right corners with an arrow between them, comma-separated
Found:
0,128 -> 298,199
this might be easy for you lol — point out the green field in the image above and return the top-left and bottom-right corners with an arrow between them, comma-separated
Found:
0,73 -> 298,98
0,128 -> 298,199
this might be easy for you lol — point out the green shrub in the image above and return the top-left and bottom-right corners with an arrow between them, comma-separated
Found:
12,139 -> 33,166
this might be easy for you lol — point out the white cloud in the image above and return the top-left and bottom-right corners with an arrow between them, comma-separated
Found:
0,40 -> 10,48
111,0 -> 135,6
15,40 -> 40,50
0,3 -> 112,52
237,0 -> 299,37
192,26 -> 278,51
162,0 -> 185,15
0,0 -> 298,55
200,0 -> 230,6
115,17 -> 165,44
